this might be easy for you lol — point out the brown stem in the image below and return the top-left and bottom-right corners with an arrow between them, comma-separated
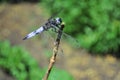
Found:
43,23 -> 65,80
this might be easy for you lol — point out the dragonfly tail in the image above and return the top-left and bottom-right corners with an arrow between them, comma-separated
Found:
23,36 -> 28,40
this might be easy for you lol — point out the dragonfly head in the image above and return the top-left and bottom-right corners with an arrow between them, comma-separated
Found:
55,17 -> 62,25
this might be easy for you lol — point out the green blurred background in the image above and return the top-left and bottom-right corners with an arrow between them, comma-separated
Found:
0,0 -> 120,80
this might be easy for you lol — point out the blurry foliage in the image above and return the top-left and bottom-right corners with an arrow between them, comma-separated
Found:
42,0 -> 120,55
0,41 -> 74,80
0,40 -> 43,80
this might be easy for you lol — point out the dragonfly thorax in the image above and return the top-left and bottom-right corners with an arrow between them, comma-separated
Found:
55,17 -> 62,25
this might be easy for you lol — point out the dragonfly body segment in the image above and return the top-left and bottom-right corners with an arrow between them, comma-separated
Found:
23,27 -> 44,40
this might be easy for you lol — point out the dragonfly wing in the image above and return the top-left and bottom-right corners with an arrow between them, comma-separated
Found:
62,32 -> 81,48
49,26 -> 80,48
23,26 -> 44,40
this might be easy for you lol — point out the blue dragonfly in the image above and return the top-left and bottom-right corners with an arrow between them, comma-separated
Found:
23,17 -> 80,48
23,17 -> 62,40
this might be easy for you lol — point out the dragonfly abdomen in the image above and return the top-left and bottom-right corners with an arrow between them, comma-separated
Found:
23,26 -> 44,40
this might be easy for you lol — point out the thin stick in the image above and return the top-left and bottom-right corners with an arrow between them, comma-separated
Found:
43,23 -> 65,80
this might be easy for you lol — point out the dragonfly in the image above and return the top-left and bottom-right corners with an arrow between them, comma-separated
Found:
23,17 -> 80,48
23,17 -> 62,40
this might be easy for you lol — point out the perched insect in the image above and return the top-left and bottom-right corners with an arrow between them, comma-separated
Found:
23,17 -> 62,40
23,17 -> 80,48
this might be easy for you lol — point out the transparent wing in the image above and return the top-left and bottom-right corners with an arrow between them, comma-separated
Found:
61,32 -> 81,48
43,29 -> 65,56
44,27 -> 81,57
52,26 -> 81,48
40,29 -> 64,58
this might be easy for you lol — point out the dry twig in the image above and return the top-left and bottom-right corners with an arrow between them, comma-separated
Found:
43,23 -> 65,80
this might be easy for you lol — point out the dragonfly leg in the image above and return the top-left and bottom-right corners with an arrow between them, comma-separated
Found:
51,28 -> 58,33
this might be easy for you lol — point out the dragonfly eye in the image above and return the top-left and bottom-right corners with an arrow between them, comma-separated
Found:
56,18 -> 62,25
